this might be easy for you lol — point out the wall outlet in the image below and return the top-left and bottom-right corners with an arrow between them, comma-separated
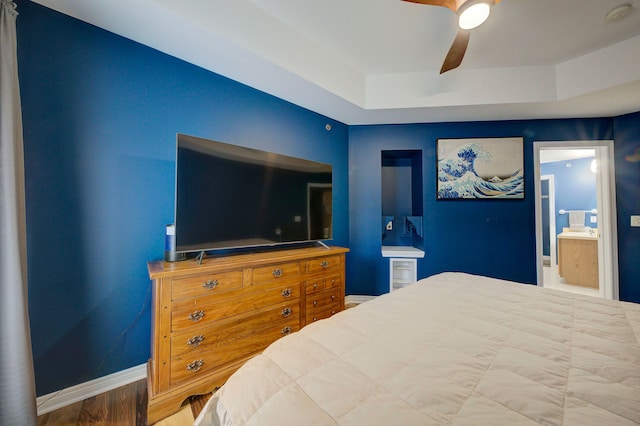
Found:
631,215 -> 640,227
590,216 -> 597,224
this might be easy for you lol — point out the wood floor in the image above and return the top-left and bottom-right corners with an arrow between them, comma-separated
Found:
37,304 -> 360,425
36,379 -> 212,426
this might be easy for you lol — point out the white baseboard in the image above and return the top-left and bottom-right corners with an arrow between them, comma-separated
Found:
36,363 -> 147,416
36,297 -> 375,415
345,295 -> 376,304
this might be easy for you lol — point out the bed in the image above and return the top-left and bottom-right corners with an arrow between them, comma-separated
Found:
194,272 -> 640,425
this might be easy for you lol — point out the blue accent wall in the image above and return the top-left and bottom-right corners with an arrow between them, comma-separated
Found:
613,111 -> 640,303
348,121 -> 614,296
15,0 -> 640,398
16,1 -> 348,396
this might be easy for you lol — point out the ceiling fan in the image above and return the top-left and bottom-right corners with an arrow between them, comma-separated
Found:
402,0 -> 501,74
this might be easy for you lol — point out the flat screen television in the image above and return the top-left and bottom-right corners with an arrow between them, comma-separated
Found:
174,134 -> 333,255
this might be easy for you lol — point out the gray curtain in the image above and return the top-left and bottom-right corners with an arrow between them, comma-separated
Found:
0,0 -> 37,424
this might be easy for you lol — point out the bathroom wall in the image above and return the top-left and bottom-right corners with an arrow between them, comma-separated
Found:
540,156 -> 597,238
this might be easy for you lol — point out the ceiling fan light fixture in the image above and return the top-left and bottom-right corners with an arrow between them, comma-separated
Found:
458,0 -> 493,30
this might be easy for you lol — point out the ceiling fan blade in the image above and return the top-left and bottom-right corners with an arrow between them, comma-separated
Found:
401,0 -> 458,13
440,29 -> 470,74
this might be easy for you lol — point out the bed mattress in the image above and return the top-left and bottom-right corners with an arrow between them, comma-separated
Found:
194,272 -> 640,425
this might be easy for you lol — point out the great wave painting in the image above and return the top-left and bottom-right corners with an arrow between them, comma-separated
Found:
437,137 -> 524,199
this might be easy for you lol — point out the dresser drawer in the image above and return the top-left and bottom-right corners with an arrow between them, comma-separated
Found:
305,287 -> 342,323
306,303 -> 341,324
171,283 -> 300,332
252,261 -> 301,285
171,270 -> 243,301
171,301 -> 300,358
170,314 -> 299,385
306,255 -> 341,274
305,274 -> 341,295
306,286 -> 342,311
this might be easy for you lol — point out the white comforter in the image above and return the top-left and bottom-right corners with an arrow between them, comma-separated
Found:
194,272 -> 640,425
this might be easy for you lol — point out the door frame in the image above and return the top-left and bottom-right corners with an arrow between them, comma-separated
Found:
533,140 -> 619,300
307,183 -> 332,239
540,174 -> 556,272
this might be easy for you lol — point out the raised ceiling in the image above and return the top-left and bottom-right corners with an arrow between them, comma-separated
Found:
31,0 -> 640,125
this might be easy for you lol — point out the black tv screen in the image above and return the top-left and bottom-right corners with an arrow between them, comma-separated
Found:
175,134 -> 333,253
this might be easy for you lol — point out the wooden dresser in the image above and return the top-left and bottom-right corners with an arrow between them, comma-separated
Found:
146,246 -> 348,424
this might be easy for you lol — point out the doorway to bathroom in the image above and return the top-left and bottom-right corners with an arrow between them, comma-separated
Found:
308,184 -> 332,240
534,141 -> 619,300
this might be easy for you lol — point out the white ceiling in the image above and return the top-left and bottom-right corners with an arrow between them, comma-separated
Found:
31,0 -> 640,125
539,149 -> 595,164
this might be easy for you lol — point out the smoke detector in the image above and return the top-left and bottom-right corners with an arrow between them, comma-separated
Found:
605,4 -> 634,22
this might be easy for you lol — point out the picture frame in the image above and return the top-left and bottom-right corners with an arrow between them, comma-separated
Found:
436,137 -> 524,199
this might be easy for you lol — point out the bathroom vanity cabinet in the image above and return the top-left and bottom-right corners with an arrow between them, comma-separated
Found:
557,231 -> 598,289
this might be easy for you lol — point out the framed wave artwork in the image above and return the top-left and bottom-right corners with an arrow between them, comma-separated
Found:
437,137 -> 524,200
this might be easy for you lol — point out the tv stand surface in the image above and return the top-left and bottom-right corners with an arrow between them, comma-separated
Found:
146,245 -> 349,424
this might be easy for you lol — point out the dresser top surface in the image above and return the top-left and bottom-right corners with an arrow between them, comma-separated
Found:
149,246 -> 349,279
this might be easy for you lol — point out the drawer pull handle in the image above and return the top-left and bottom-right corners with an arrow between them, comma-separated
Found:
281,326 -> 292,335
313,317 -> 318,321
186,359 -> 204,373
281,307 -> 292,318
313,283 -> 318,289
202,279 -> 218,290
281,288 -> 292,298
187,335 -> 205,347
188,310 -> 205,322
331,310 -> 336,315
331,295 -> 335,300
313,301 -> 318,306
320,261 -> 329,269
272,268 -> 283,278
